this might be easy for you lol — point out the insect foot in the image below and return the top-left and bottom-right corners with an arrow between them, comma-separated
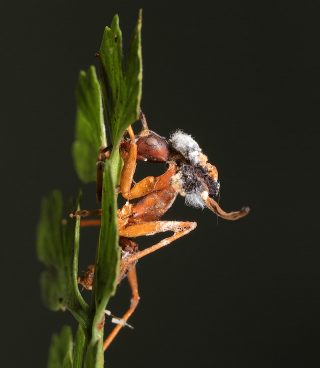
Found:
105,310 -> 134,329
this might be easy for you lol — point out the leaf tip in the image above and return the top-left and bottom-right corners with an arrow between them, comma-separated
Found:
111,14 -> 120,28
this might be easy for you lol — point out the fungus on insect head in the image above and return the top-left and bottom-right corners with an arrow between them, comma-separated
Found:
169,130 -> 202,165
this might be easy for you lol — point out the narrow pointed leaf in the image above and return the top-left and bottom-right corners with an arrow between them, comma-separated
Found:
73,66 -> 106,183
92,159 -> 120,340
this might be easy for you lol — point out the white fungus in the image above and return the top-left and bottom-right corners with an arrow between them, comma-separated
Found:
185,192 -> 205,209
169,130 -> 202,165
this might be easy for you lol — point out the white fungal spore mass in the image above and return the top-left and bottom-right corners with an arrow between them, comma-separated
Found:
185,192 -> 205,209
169,130 -> 202,165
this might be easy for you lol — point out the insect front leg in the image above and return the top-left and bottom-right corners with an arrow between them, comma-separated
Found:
139,110 -> 149,131
119,131 -> 138,198
96,145 -> 112,202
97,125 -> 136,202
121,163 -> 176,200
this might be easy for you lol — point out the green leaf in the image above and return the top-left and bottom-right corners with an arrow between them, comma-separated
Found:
84,340 -> 104,368
73,66 -> 106,183
37,190 -> 89,327
73,326 -> 87,368
86,11 -> 143,342
47,326 -> 73,368
92,159 -> 120,341
99,10 -> 143,146
122,10 -> 143,136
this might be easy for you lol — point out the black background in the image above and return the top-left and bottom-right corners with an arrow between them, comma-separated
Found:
1,1 -> 320,367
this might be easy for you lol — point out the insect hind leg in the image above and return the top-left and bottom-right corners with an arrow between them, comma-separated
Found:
120,220 -> 197,267
103,263 -> 140,351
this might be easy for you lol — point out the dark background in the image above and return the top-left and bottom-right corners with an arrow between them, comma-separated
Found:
1,1 -> 320,367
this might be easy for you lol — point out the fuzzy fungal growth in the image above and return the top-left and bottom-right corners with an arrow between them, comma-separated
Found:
169,130 -> 220,209
169,130 -> 202,165
180,164 -> 207,208
172,164 -> 220,209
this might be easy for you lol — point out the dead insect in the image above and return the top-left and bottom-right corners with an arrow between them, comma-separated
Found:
73,112 -> 250,350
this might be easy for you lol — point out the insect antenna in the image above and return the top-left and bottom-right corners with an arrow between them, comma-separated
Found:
216,187 -> 221,225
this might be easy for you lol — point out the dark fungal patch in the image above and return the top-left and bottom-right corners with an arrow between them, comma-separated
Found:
179,164 -> 206,194
179,164 -> 220,198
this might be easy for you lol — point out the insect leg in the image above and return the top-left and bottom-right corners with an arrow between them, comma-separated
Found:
70,208 -> 102,227
203,195 -> 250,221
121,163 -> 176,200
96,145 -> 112,203
139,110 -> 149,131
96,123 -> 134,203
103,264 -> 140,351
120,221 -> 197,266
119,130 -> 138,198
80,219 -> 101,227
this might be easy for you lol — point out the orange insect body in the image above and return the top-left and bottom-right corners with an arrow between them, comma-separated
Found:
75,112 -> 250,350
